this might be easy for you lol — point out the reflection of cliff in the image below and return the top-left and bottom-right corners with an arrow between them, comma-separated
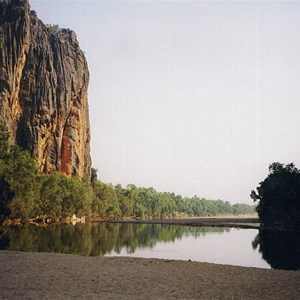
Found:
0,223 -> 229,256
0,0 -> 91,178
252,230 -> 300,270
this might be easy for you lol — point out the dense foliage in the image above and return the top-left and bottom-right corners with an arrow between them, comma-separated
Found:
251,162 -> 300,228
0,126 -> 255,222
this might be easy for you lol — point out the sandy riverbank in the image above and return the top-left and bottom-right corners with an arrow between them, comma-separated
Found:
0,251 -> 299,299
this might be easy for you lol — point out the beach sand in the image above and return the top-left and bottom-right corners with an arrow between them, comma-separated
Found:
0,251 -> 299,299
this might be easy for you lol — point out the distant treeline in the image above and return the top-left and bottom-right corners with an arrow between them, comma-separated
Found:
92,182 -> 256,220
0,125 -> 255,222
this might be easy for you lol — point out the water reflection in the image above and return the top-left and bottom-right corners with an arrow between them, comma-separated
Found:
252,230 -> 300,270
0,223 -> 228,257
2,223 -> 298,269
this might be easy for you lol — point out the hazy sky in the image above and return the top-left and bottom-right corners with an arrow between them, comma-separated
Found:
30,0 -> 300,204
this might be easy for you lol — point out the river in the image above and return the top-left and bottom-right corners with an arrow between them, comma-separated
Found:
0,222 -> 299,270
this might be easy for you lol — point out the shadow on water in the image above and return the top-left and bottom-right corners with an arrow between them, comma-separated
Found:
0,223 -> 228,257
252,229 -> 300,270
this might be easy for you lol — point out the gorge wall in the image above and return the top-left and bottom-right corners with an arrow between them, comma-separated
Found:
0,0 -> 91,179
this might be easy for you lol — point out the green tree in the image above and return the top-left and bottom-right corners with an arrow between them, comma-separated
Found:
115,184 -> 134,217
0,176 -> 13,220
0,124 -> 13,220
2,145 -> 41,220
0,123 -> 9,158
251,162 -> 300,228
39,173 -> 67,218
0,124 -> 41,220
60,176 -> 93,218
47,24 -> 60,34
92,181 -> 121,219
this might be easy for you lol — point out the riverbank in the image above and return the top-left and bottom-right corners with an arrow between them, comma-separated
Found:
0,251 -> 299,300
108,216 -> 260,229
0,215 -> 259,228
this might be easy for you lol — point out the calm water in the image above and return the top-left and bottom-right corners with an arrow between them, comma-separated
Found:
0,223 -> 299,270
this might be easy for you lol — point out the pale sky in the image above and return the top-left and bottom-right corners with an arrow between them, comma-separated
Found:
30,0 -> 300,204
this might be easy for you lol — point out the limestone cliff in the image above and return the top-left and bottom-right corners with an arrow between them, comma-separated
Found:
0,0 -> 91,179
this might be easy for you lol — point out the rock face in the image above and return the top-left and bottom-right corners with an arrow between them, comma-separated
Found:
0,0 -> 91,179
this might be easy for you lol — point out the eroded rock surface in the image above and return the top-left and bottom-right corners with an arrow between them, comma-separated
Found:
0,0 -> 91,179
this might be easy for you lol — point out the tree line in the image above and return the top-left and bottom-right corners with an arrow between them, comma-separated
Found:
0,125 -> 256,222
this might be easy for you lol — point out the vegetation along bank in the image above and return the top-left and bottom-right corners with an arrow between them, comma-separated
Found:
0,125 -> 256,224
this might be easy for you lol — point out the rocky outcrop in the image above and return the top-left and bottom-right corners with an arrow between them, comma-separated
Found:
0,0 -> 91,179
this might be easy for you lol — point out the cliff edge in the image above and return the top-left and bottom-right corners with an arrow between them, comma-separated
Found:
0,0 -> 91,179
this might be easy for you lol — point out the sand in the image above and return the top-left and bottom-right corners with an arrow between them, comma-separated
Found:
0,251 -> 299,299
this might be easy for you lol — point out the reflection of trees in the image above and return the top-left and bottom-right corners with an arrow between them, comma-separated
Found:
0,223 -> 229,257
252,230 -> 300,270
